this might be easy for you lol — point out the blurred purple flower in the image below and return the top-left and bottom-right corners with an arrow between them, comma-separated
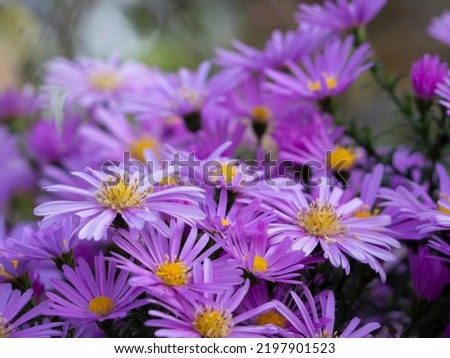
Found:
296,0 -> 387,31
408,246 -> 449,301
216,28 -> 326,73
428,11 -> 450,47
411,54 -> 447,101
265,36 -> 373,101
0,86 -> 45,122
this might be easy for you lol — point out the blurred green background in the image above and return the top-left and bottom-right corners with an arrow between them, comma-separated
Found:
1,0 -> 450,142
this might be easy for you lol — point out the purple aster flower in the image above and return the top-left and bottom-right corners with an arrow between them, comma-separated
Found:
0,85 -> 45,122
44,54 -> 152,108
436,71 -> 450,114
276,113 -> 360,176
8,218 -> 80,264
265,36 -> 373,101
123,61 -> 239,133
411,54 -> 447,101
47,253 -> 146,322
296,0 -> 387,32
79,107 -> 165,164
199,189 -> 275,237
219,220 -> 307,284
220,75 -> 304,143
216,28 -> 326,73
379,181 -> 435,240
27,114 -> 82,166
249,179 -> 399,280
112,220 -> 242,298
147,280 -> 280,338
34,165 -> 205,241
428,11 -> 450,47
429,237 -> 450,264
417,165 -> 450,233
0,283 -> 62,337
0,126 -> 35,212
277,287 -> 381,337
408,246 -> 449,302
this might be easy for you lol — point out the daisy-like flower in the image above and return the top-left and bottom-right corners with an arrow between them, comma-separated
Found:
220,220 -> 307,284
251,179 -> 399,280
47,253 -> 146,322
112,220 -> 242,298
44,54 -> 152,108
278,113 -> 358,177
220,75 -> 301,142
436,72 -> 450,115
147,280 -> 281,338
8,218 -> 79,266
0,283 -> 62,337
418,165 -> 450,232
379,181 -> 435,240
265,36 -> 373,101
34,165 -> 205,241
216,28 -> 325,73
408,246 -> 449,302
80,107 -> 164,164
428,11 -> 450,47
411,54 -> 447,101
297,0 -> 387,32
199,189 -> 275,237
0,85 -> 45,122
276,287 -> 381,338
27,114 -> 83,166
124,61 -> 239,133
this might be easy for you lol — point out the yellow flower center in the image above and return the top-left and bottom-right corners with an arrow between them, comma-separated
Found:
251,106 -> 272,124
159,175 -> 178,187
155,260 -> 190,287
307,73 -> 339,92
252,255 -> 268,273
0,260 -> 18,280
211,163 -> 238,184
221,218 -> 230,227
89,296 -> 115,317
89,70 -> 122,91
94,177 -> 147,212
353,206 -> 380,218
129,137 -> 159,163
438,205 -> 450,215
256,311 -> 287,328
193,307 -> 233,338
327,146 -> 356,171
298,201 -> 347,238
0,315 -> 13,338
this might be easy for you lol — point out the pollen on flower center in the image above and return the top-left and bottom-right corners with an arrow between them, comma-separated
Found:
256,311 -> 287,328
323,73 -> 338,90
251,106 -> 272,124
308,80 -> 322,92
211,163 -> 239,184
94,177 -> 147,211
252,255 -> 268,273
89,70 -> 122,91
130,137 -> 159,163
0,315 -> 13,338
193,307 -> 233,338
0,260 -> 18,280
298,200 -> 347,238
327,146 -> 356,171
89,296 -> 115,317
221,218 -> 230,227
307,73 -> 339,92
155,260 -> 191,287
354,206 -> 380,218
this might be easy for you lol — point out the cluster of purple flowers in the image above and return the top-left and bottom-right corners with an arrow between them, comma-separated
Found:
1,0 -> 450,338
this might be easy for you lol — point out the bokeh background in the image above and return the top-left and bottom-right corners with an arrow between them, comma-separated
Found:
1,0 -> 450,142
